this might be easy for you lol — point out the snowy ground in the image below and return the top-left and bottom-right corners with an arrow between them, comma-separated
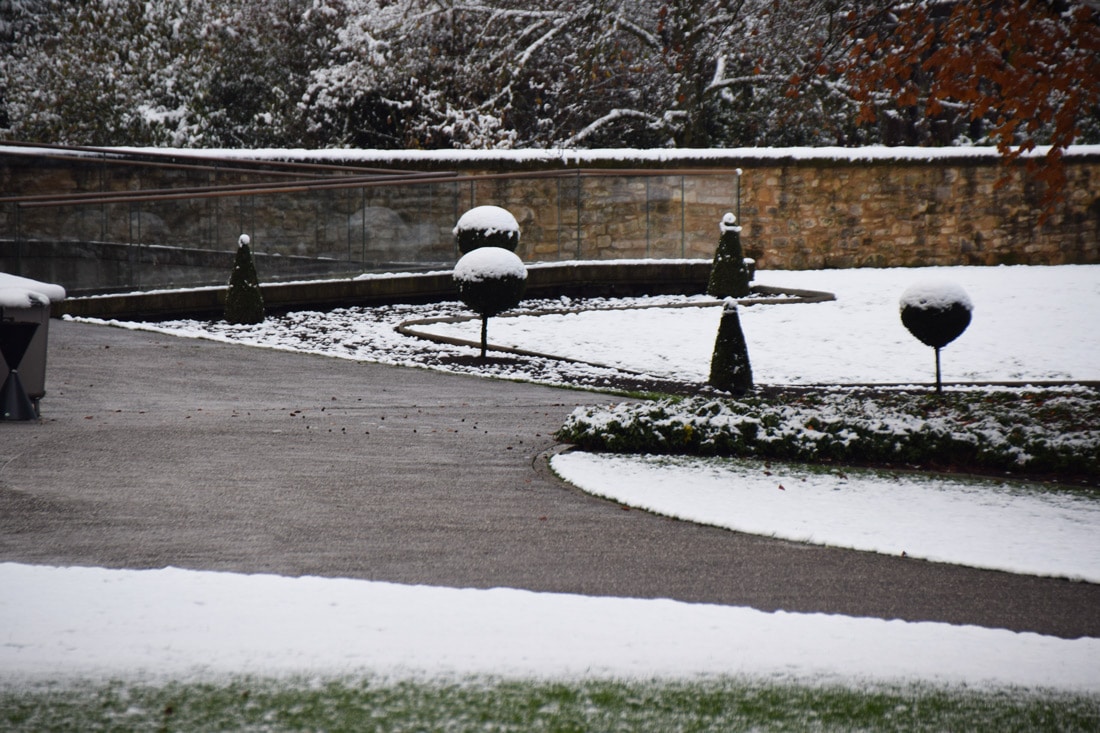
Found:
98,263 -> 1098,387
3,563 -> 1099,692
17,263 -> 1095,691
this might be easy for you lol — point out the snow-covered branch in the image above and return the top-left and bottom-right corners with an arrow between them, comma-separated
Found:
561,108 -> 664,147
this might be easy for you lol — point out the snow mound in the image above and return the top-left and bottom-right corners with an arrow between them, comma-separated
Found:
900,281 -> 973,312
453,247 -> 527,283
0,272 -> 66,308
453,205 -> 520,235
719,212 -> 742,233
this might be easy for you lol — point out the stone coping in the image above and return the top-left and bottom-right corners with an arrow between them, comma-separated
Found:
56,260 -> 732,321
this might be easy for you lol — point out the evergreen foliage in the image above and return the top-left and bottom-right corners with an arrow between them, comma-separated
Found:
454,206 -> 521,254
455,228 -> 520,255
708,299 -> 753,395
453,247 -> 527,358
224,234 -> 265,325
899,283 -> 972,394
455,273 -> 527,322
706,213 -> 752,298
900,302 -> 972,350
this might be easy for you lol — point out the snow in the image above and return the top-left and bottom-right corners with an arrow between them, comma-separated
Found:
37,263 -> 1098,692
0,272 -> 66,308
92,265 -> 1096,385
418,265 -> 1098,384
719,211 -> 741,233
900,280 -> 973,312
452,247 -> 527,282
550,453 -> 1100,582
101,143 -> 1100,166
3,563 -> 1099,692
453,204 -> 520,235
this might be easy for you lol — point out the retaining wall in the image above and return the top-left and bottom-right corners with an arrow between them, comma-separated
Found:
3,147 -> 1098,294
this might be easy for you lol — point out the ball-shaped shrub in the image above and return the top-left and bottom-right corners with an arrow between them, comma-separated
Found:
899,280 -> 972,393
453,205 -> 520,254
454,247 -> 527,358
899,281 -> 972,349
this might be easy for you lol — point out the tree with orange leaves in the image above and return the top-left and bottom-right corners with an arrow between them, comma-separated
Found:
844,0 -> 1100,214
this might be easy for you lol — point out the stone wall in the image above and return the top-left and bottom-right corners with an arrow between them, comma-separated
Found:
2,147 -> 1097,293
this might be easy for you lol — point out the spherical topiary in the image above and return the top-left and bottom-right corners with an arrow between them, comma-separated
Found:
900,281 -> 972,348
453,247 -> 527,358
453,205 -> 520,254
707,212 -> 753,299
224,234 -> 265,325
708,298 -> 753,395
899,281 -> 973,393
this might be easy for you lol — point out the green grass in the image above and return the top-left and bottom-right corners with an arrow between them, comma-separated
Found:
3,676 -> 1098,732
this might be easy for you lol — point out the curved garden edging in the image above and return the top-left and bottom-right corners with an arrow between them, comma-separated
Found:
396,284 -> 836,377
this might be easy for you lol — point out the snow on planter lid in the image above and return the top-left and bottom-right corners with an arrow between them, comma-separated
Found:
0,272 -> 66,308
453,246 -> 527,282
452,205 -> 520,235
899,280 -> 973,312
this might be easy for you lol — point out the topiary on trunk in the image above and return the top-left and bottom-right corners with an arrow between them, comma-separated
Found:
706,213 -> 753,298
454,205 -> 521,254
225,234 -> 265,325
709,298 -> 753,395
899,281 -> 973,394
453,247 -> 527,358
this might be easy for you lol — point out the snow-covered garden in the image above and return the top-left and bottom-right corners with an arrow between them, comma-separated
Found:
4,262 -> 1097,728
73,263 -> 1099,585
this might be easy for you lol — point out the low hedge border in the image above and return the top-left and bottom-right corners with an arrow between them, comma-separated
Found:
556,386 -> 1100,484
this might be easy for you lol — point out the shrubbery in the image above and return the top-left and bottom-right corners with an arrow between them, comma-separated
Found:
453,245 -> 527,358
556,388 -> 1100,480
453,206 -> 520,255
224,234 -> 264,325
706,213 -> 753,299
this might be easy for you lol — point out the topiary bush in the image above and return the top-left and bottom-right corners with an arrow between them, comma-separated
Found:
453,205 -> 520,254
453,247 -> 527,358
706,213 -> 753,298
899,281 -> 972,393
708,298 -> 753,395
224,234 -> 265,325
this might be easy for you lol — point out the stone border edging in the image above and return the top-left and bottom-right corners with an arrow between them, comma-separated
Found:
55,260 -> 723,321
396,285 -> 836,374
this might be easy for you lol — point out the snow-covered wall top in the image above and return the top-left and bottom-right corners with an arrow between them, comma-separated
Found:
104,144 -> 1100,168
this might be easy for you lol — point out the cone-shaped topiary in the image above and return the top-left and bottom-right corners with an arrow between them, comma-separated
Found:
453,247 -> 527,358
454,205 -> 520,254
225,234 -> 265,325
706,213 -> 753,298
899,281 -> 973,393
709,298 -> 753,395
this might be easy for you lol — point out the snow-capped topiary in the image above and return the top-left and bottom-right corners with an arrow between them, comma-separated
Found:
453,205 -> 520,254
708,298 -> 753,395
453,247 -> 527,358
899,280 -> 972,393
224,233 -> 265,325
706,212 -> 752,298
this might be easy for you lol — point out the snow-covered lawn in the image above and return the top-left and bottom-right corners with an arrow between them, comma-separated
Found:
3,562 -> 1099,692
27,263 -> 1096,695
419,264 -> 1098,384
551,453 -> 1100,582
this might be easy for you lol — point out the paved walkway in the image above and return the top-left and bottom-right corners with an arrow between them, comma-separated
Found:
2,320 -> 1098,639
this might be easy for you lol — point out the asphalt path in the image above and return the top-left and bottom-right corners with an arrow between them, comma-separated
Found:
2,319 -> 1098,639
